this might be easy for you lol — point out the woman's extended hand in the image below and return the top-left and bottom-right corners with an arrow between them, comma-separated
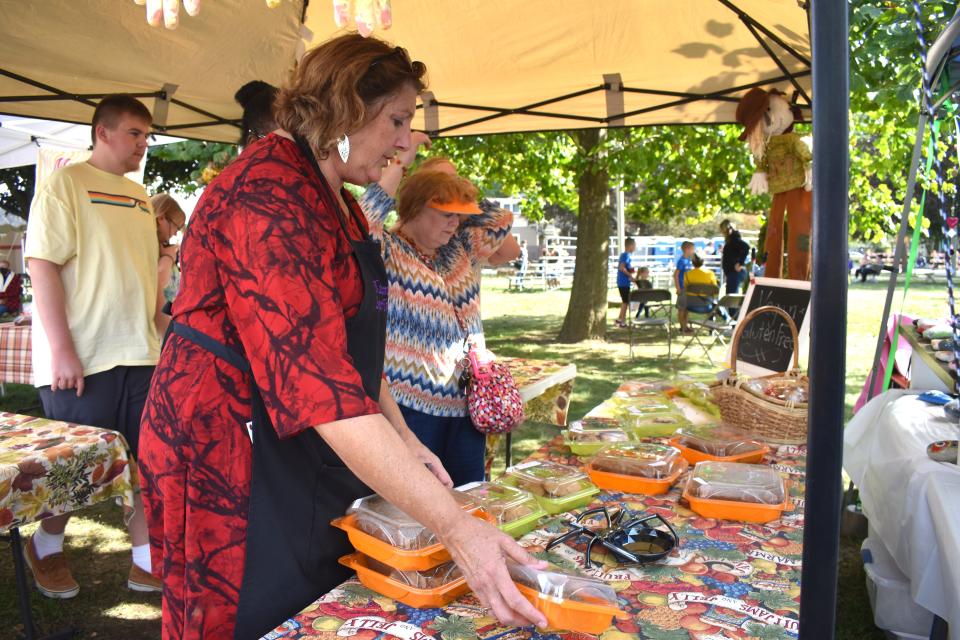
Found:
440,515 -> 549,628
397,131 -> 431,167
404,437 -> 454,488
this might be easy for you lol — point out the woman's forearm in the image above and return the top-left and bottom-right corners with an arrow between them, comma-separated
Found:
315,413 -> 464,536
378,383 -> 415,441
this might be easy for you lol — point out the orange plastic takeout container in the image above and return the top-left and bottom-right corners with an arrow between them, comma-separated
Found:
586,443 -> 689,495
682,461 -> 791,523
668,433 -> 769,465
339,553 -> 469,609
331,492 -> 491,571
509,563 -> 628,634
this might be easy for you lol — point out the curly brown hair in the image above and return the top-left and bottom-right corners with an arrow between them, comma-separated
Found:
396,171 -> 478,224
274,34 -> 427,158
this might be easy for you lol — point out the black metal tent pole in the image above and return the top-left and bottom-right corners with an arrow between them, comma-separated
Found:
799,0 -> 848,638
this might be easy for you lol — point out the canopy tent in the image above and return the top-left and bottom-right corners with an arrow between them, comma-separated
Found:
0,0 -> 810,142
0,115 -> 181,170
0,4 -> 856,640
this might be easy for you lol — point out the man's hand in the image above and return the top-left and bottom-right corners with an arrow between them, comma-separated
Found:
51,347 -> 85,396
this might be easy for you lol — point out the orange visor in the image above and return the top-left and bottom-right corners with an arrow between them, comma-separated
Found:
428,198 -> 482,215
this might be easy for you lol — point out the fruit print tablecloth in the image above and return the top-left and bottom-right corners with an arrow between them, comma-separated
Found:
0,412 -> 137,533
269,387 -> 805,640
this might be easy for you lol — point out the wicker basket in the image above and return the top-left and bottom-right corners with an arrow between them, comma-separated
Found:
709,305 -> 809,444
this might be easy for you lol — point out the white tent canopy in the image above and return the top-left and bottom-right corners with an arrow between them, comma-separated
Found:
0,0 -> 810,142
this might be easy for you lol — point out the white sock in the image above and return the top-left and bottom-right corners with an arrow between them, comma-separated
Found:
132,544 -> 152,572
33,525 -> 65,559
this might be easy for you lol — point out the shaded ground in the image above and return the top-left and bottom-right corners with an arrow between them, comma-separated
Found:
1,278 -> 946,639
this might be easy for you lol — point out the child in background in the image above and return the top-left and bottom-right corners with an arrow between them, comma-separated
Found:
615,238 -> 637,327
674,241 -> 695,333
634,266 -> 652,319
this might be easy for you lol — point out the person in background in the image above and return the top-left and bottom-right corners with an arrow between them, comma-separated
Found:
360,142 -> 520,486
513,239 -> 528,289
681,253 -> 727,324
720,219 -> 750,294
634,265 -> 652,319
674,240 -> 695,332
23,94 -> 162,598
151,193 -> 185,319
235,80 -> 279,147
138,36 -> 543,639
615,237 -> 637,327
0,259 -> 23,316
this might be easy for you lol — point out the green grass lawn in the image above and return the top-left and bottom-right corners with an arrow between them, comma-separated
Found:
0,277 -> 948,639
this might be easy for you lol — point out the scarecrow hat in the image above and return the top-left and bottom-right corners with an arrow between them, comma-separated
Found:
735,87 -> 771,141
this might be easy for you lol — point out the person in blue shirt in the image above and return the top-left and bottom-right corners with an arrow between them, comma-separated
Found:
615,237 -> 636,327
674,241 -> 695,332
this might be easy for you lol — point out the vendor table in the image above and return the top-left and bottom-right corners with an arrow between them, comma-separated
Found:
0,321 -> 33,388
269,383 -> 806,640
901,324 -> 954,393
844,390 -> 960,640
485,358 -> 578,475
0,412 -> 137,640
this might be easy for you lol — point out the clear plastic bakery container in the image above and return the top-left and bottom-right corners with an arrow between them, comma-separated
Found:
508,561 -> 627,634
669,430 -> 768,464
622,411 -> 692,437
501,460 -> 599,514
563,418 -> 631,456
683,461 -> 789,523
331,491 -> 485,570
456,481 -> 547,538
349,491 -> 479,550
339,554 -> 468,608
586,443 -> 688,495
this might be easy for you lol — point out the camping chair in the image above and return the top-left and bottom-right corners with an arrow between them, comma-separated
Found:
677,282 -> 732,365
691,292 -> 744,355
628,289 -> 672,360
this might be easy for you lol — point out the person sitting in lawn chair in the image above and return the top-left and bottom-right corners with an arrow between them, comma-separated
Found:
679,253 -> 728,332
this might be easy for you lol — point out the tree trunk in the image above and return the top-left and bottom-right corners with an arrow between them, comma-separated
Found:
558,129 -> 611,343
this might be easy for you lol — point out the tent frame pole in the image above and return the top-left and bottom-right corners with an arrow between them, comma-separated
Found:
741,20 -> 813,105
716,0 -> 812,66
865,115 -> 927,401
799,1 -> 849,638
432,71 -> 811,136
0,67 -> 239,134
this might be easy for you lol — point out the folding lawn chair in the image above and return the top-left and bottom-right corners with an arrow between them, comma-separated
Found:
628,288 -> 672,360
677,283 -> 735,365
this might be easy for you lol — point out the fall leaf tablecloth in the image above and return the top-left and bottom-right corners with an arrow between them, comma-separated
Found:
0,412 -> 137,532
270,383 -> 805,640
503,357 -> 577,427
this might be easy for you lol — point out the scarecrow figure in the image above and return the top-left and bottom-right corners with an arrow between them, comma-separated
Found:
736,88 -> 812,281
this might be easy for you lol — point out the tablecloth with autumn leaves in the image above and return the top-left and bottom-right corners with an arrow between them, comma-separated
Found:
0,412 -> 136,533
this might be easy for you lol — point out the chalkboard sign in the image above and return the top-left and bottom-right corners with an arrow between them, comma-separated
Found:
731,277 -> 811,377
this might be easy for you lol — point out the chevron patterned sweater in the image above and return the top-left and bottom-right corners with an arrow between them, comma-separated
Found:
361,183 -> 512,417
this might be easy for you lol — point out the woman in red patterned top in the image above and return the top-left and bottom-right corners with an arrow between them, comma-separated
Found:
137,34 -> 547,640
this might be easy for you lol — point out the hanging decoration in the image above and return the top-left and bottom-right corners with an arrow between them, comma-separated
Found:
133,0 -> 283,30
333,0 -> 393,37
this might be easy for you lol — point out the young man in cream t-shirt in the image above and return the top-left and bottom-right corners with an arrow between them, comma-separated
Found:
24,95 -> 172,598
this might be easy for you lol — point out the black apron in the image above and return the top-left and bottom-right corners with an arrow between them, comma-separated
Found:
168,136 -> 388,640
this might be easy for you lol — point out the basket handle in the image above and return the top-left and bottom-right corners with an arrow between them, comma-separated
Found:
729,305 -> 801,374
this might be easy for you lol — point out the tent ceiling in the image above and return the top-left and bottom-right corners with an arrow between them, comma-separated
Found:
0,0 -> 809,143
